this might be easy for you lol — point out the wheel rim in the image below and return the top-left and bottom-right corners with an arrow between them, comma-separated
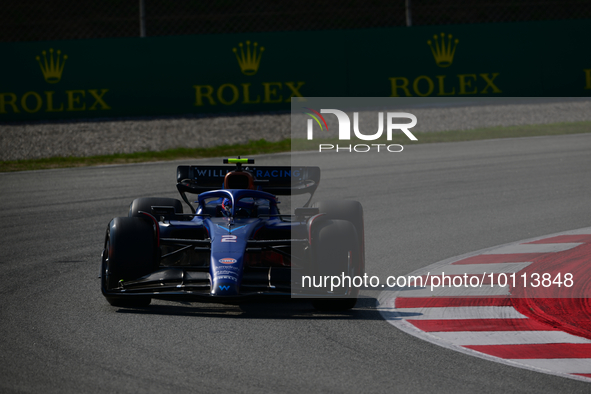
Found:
101,238 -> 111,291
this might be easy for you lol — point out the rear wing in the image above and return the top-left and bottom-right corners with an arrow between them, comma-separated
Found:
176,165 -> 320,196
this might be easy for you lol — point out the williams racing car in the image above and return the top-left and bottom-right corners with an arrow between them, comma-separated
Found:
100,158 -> 364,310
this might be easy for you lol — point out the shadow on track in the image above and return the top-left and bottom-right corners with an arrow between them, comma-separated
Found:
112,296 -> 400,320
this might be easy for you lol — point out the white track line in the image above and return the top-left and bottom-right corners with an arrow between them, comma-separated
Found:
509,359 -> 591,374
380,306 -> 527,320
482,243 -> 582,254
395,285 -> 511,297
431,331 -> 591,346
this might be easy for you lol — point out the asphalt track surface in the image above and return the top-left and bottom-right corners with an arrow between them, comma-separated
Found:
2,134 -> 591,393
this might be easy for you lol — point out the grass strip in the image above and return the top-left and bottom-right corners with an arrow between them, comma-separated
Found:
1,121 -> 590,172
0,139 -> 291,172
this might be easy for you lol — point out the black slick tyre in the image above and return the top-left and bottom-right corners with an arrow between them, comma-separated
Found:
312,200 -> 365,276
101,217 -> 158,307
310,219 -> 361,311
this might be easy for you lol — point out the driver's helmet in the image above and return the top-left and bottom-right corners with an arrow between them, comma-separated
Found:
221,198 -> 232,216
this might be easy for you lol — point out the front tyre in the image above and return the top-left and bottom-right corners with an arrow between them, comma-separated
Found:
101,217 -> 158,307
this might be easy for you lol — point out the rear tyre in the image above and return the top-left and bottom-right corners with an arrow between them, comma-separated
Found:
101,217 -> 158,307
310,219 -> 361,311
128,197 -> 183,217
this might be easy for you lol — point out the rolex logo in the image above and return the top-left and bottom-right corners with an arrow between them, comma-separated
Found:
232,41 -> 264,76
427,33 -> 459,68
36,48 -> 68,83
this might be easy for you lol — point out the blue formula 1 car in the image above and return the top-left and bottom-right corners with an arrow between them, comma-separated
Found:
100,158 -> 364,310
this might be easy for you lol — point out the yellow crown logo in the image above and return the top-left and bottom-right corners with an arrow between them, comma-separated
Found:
36,48 -> 68,83
427,33 -> 459,68
232,41 -> 264,75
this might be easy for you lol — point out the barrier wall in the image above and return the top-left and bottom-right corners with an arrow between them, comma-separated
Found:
1,19 -> 590,121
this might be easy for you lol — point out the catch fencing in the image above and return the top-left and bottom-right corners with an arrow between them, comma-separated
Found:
2,0 -> 590,42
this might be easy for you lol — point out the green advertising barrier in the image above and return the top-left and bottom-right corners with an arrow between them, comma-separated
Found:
348,20 -> 591,97
0,19 -> 590,122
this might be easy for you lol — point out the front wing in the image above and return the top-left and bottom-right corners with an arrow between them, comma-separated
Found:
101,237 -> 342,303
